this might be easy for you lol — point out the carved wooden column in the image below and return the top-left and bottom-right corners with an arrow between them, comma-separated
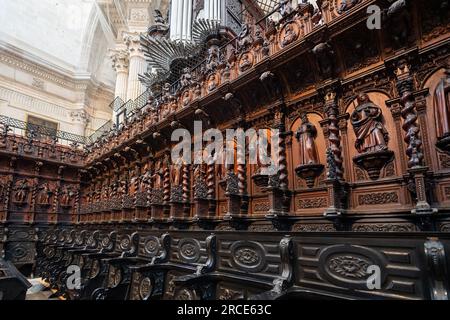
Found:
393,61 -> 436,217
54,166 -> 65,225
266,107 -> 292,221
322,87 -> 348,221
1,157 -> 15,223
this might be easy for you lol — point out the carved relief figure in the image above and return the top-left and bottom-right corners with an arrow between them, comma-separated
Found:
14,179 -> 29,203
180,67 -> 192,89
60,186 -> 75,207
433,65 -> 450,140
281,23 -> 298,47
239,53 -> 252,72
38,182 -> 53,205
295,114 -> 320,165
171,158 -> 184,186
351,93 -> 389,153
152,160 -> 163,189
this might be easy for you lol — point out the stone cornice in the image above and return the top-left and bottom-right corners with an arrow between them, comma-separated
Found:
0,40 -> 114,96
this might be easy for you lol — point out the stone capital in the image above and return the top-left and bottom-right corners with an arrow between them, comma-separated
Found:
123,32 -> 145,58
109,49 -> 129,73
70,110 -> 90,126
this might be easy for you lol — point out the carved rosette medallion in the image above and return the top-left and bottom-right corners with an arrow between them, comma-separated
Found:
178,239 -> 201,263
230,241 -> 266,272
144,237 -> 160,256
318,244 -> 387,289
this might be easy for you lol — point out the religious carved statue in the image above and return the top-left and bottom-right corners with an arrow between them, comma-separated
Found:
60,186 -> 75,208
351,93 -> 394,180
171,158 -> 184,187
13,179 -> 29,204
294,114 -> 324,188
434,62 -> 450,152
38,182 -> 53,206
180,67 -> 192,89
152,160 -> 164,189
351,93 -> 389,153
296,114 -> 320,164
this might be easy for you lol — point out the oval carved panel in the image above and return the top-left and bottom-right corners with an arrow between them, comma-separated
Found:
139,277 -> 153,300
318,244 -> 388,289
230,241 -> 266,272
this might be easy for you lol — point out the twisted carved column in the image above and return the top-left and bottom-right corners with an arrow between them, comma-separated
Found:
324,91 -> 344,180
394,62 -> 435,217
395,64 -> 424,168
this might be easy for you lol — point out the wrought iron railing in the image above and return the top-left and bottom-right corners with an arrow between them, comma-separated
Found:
110,96 -> 125,112
0,115 -> 87,145
87,120 -> 113,144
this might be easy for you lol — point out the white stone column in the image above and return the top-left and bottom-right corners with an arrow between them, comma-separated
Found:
110,49 -> 129,102
124,32 -> 147,101
204,0 -> 222,21
170,0 -> 193,41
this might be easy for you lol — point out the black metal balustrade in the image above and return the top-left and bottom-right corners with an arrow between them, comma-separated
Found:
0,115 -> 87,146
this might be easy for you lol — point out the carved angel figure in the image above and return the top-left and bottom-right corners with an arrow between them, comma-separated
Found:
351,93 -> 389,153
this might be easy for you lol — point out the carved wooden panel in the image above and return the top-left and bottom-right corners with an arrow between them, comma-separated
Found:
295,236 -> 426,299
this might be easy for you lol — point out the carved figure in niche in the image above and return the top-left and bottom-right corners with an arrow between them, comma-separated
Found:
60,186 -> 75,207
180,67 -> 192,89
279,0 -> 294,18
171,158 -> 184,186
351,93 -> 389,153
338,0 -> 360,14
296,114 -> 320,165
433,63 -> 450,150
14,179 -> 29,203
239,53 -> 252,72
38,182 -> 53,205
237,24 -> 253,51
281,23 -> 298,47
152,160 -> 163,189
294,114 -> 324,188
351,93 -> 394,180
